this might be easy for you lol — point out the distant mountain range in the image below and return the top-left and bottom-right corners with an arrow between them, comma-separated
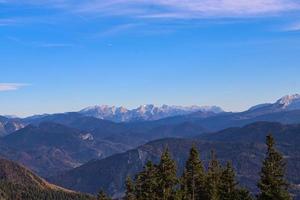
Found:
1,94 -> 300,177
1,94 -> 300,198
79,104 -> 224,122
2,94 -> 300,134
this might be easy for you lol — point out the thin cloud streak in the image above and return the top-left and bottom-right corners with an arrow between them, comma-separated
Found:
37,43 -> 74,48
283,21 -> 300,31
0,83 -> 29,91
6,36 -> 75,48
2,0 -> 300,19
73,0 -> 300,19
96,23 -> 141,37
0,19 -> 17,26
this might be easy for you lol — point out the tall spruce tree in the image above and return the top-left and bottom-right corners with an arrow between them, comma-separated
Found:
257,135 -> 291,200
219,162 -> 237,200
157,148 -> 178,200
205,150 -> 222,200
181,146 -> 206,200
125,176 -> 136,200
135,161 -> 158,200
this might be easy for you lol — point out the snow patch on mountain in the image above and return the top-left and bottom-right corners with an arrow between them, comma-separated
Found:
79,133 -> 94,141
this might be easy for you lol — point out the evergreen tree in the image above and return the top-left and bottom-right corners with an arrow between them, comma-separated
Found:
125,176 -> 136,200
257,135 -> 292,200
219,162 -> 238,200
157,148 -> 178,200
205,150 -> 222,200
180,146 -> 206,200
97,190 -> 111,200
219,162 -> 252,200
135,161 -> 158,200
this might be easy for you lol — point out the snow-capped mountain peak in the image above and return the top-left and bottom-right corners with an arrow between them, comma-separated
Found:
248,94 -> 300,113
79,104 -> 224,122
276,94 -> 300,108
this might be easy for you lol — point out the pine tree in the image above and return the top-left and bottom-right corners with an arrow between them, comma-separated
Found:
97,190 -> 111,200
125,176 -> 136,200
205,150 -> 222,200
180,146 -> 206,200
257,134 -> 292,200
157,148 -> 178,200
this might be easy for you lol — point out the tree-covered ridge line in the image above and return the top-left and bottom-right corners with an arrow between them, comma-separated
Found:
0,181 -> 95,200
99,135 -> 292,200
0,157 -> 95,200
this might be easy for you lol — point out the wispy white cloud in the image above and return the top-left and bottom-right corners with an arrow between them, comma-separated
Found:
0,18 -> 17,26
37,43 -> 74,48
96,23 -> 141,37
6,36 -> 74,48
2,0 -> 300,19
283,21 -> 300,31
0,83 -> 29,91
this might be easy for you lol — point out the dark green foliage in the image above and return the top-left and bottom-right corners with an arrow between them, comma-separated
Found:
180,145 -> 206,200
135,161 -> 158,200
97,190 -> 111,200
127,148 -> 178,200
257,134 -> 292,200
219,162 -> 253,200
205,150 -> 222,200
219,162 -> 237,200
157,148 -> 178,200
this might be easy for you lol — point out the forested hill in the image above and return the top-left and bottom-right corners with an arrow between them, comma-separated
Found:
0,157 -> 94,200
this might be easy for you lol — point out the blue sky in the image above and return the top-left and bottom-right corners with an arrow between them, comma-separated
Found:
1,0 -> 300,116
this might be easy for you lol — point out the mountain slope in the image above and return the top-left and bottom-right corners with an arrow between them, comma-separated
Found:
0,157 -> 94,200
0,116 -> 24,137
0,122 -> 128,177
49,138 -> 265,197
49,122 -> 300,198
0,114 -> 208,178
197,121 -> 300,143
249,94 -> 300,113
24,112 -> 208,147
